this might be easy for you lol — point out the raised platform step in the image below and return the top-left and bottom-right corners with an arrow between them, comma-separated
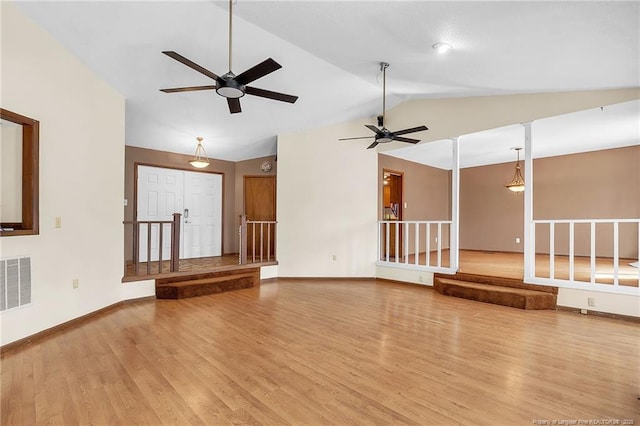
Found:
155,267 -> 260,299
434,277 -> 557,310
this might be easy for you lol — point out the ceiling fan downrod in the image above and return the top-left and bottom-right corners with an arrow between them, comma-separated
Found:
380,61 -> 389,126
228,0 -> 233,73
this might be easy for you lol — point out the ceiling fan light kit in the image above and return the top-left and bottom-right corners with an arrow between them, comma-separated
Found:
339,62 -> 428,149
160,0 -> 298,114
432,42 -> 453,54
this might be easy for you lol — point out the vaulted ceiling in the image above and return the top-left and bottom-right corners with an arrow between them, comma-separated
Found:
14,1 -> 640,164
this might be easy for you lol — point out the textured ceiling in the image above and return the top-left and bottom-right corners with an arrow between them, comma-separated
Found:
13,1 -> 640,162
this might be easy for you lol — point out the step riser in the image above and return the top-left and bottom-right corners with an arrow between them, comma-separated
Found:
435,273 -> 557,294
156,267 -> 260,300
434,278 -> 556,310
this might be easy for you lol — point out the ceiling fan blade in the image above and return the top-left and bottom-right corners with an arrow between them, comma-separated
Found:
392,125 -> 429,136
162,51 -> 219,81
338,136 -> 375,141
227,98 -> 242,114
367,141 -> 379,149
365,125 -> 383,135
245,86 -> 298,103
160,85 -> 217,93
235,58 -> 282,85
393,136 -> 420,144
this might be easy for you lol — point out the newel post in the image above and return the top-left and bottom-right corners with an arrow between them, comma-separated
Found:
239,214 -> 247,265
170,213 -> 181,272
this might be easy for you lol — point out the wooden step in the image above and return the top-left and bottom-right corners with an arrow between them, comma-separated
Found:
434,277 -> 557,310
155,267 -> 260,299
436,272 -> 558,294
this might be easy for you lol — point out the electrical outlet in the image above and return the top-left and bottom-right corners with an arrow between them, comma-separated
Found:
515,237 -> 521,244
435,237 -> 438,243
55,217 -> 62,228
580,309 -> 588,315
332,254 -> 337,261
587,297 -> 595,307
73,279 -> 79,289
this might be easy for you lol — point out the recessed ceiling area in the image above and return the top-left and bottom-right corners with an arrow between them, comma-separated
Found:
13,1 -> 640,162
382,99 -> 640,170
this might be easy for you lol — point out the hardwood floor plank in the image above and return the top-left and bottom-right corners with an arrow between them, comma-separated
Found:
2,279 -> 639,425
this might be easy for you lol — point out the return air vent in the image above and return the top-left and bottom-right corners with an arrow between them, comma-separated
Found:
1,256 -> 32,311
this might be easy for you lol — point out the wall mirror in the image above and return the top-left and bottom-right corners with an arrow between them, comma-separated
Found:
1,108 -> 39,236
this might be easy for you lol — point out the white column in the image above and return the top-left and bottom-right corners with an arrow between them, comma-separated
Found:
523,122 -> 534,279
451,137 -> 460,272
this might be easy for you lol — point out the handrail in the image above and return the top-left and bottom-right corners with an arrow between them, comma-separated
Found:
123,213 -> 181,276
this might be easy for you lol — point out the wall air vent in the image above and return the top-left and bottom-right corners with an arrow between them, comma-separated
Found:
1,256 -> 32,311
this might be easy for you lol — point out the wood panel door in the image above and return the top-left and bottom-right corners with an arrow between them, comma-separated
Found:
244,176 -> 276,260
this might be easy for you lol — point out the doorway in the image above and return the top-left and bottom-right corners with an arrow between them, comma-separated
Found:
136,165 -> 222,261
244,176 -> 276,260
382,170 -> 403,259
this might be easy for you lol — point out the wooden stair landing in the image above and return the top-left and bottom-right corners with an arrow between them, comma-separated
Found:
155,267 -> 260,299
434,273 -> 557,310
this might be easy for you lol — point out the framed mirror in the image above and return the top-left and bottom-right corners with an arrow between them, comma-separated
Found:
1,108 -> 39,236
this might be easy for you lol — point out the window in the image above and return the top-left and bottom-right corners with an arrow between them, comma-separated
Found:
1,108 -> 39,236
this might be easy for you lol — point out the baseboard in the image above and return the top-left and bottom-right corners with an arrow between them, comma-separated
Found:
276,277 -> 376,281
375,278 -> 434,288
556,305 -> 640,323
1,301 -> 125,354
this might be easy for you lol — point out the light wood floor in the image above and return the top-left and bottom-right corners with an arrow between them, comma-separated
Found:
407,250 -> 639,286
2,279 -> 639,425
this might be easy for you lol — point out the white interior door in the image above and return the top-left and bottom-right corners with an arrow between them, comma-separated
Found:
183,171 -> 222,258
137,166 -> 222,262
137,166 -> 184,262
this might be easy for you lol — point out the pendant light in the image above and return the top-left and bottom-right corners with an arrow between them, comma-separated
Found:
505,147 -> 525,192
189,137 -> 210,168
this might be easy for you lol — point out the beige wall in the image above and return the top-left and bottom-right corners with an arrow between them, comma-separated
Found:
378,154 -> 451,253
378,154 -> 450,221
1,3 -> 125,345
124,146 -> 236,256
460,145 -> 639,258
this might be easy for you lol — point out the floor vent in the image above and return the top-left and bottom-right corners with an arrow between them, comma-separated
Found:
1,256 -> 32,311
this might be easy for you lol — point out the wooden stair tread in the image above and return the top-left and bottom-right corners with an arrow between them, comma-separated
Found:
155,268 -> 260,300
434,276 -> 556,310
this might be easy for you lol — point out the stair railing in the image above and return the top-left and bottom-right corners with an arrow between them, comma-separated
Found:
123,213 -> 181,276
239,214 -> 277,265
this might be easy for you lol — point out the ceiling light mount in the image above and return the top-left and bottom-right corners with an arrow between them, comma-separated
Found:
505,147 -> 525,192
432,42 -> 453,54
189,136 -> 210,168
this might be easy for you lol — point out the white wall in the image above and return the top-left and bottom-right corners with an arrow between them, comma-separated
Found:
277,120 -> 378,277
0,3 -> 125,345
557,288 -> 639,317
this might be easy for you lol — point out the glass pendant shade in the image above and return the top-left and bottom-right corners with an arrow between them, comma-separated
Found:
189,137 -> 210,168
505,148 -> 525,192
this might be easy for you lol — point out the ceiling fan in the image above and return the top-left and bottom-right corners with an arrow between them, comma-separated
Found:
159,0 -> 298,114
340,62 -> 428,149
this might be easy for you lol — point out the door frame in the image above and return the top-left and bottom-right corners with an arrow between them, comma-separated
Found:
382,169 -> 404,259
133,162 -> 226,257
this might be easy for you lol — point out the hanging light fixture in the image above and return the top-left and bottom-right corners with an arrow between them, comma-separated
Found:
505,147 -> 525,192
189,136 -> 210,168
